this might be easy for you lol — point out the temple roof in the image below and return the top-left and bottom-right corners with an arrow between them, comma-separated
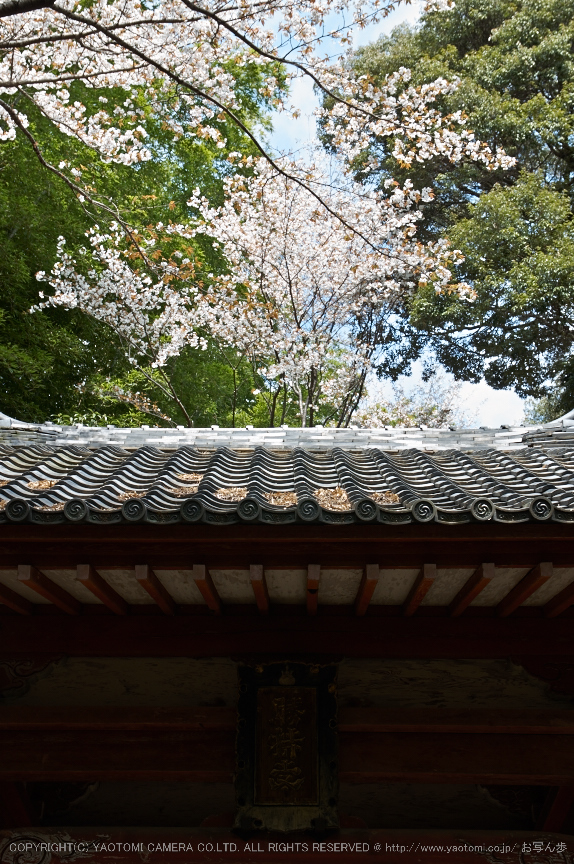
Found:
0,411 -> 571,526
0,412 -> 535,451
0,439 -> 571,526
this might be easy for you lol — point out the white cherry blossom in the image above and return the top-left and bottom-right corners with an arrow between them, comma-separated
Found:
37,158 -> 472,426
5,0 -> 514,425
0,0 -> 511,209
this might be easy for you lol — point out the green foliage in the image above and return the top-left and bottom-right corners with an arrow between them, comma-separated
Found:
523,394 -> 562,424
52,409 -> 148,428
0,67 -> 285,425
344,0 -> 574,405
411,173 -> 574,395
0,129 -> 118,422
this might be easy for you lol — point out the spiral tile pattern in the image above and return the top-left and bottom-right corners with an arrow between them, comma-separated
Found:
0,442 -> 572,525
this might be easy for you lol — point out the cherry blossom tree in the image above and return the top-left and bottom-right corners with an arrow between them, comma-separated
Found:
188,157 -> 471,426
10,0 -> 514,425
35,222 -> 254,426
37,152 -> 500,427
0,0 -> 512,225
353,368 -> 474,429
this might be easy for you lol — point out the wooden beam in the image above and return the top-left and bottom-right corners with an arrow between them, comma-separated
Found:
403,564 -> 436,616
1,705 -> 572,735
3,708 -> 574,784
192,564 -> 221,614
449,563 -> 494,617
545,579 -> 574,618
2,520 -> 574,571
354,564 -> 380,616
134,564 -> 177,616
0,707 -> 236,731
338,730 -> 574,784
249,564 -> 269,614
0,583 -> 33,615
538,785 -> 574,832
0,728 -> 234,782
337,707 -> 574,734
306,564 -> 320,615
76,564 -> 128,615
497,562 -> 553,617
17,565 -> 81,615
2,612 -> 574,658
4,734 -> 572,784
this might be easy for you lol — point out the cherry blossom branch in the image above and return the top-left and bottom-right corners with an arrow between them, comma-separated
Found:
0,96 -> 105,207
178,0 -> 386,123
2,16 -> 192,41
0,0 -> 53,17
0,66 -> 142,86
48,4 -> 393,253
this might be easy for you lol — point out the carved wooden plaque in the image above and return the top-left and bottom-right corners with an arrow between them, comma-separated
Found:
255,687 -> 317,806
235,662 -> 338,833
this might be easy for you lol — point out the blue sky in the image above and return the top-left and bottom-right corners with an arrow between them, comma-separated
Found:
266,0 -> 526,427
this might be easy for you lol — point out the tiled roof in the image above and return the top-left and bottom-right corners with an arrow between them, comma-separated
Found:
0,412 -> 534,451
522,430 -> 574,449
0,410 -> 570,526
0,441 -> 572,526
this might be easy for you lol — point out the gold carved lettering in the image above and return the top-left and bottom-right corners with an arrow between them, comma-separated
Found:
255,687 -> 317,805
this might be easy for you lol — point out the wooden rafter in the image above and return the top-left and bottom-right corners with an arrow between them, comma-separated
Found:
497,562 -> 553,617
403,564 -> 436,616
77,564 -> 128,615
0,583 -> 33,615
134,565 -> 177,615
17,565 -> 81,615
354,564 -> 380,616
449,563 -> 494,617
192,564 -> 221,614
250,564 -> 269,614
544,579 -> 574,618
5,561 -> 574,619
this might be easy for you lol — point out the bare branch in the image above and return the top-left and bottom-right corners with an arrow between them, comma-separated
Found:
0,0 -> 53,18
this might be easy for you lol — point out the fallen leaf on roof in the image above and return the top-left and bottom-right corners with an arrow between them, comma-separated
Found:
28,479 -> 57,490
371,491 -> 401,505
169,485 -> 199,497
0,499 -> 7,510
215,486 -> 248,501
315,487 -> 352,511
34,502 -> 65,511
176,473 -> 203,483
117,490 -> 146,501
264,491 -> 297,507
